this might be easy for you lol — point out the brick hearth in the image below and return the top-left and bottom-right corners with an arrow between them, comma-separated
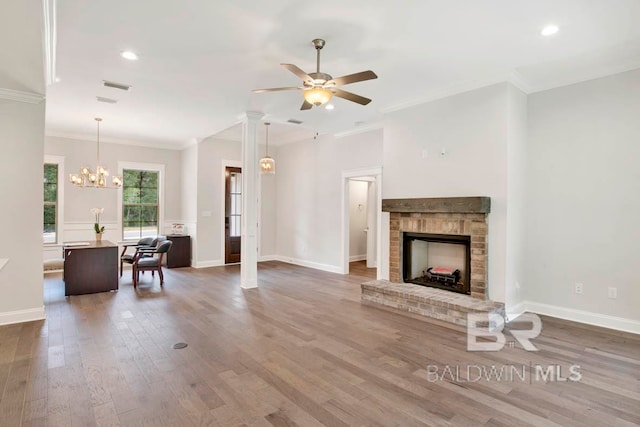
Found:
361,197 -> 498,326
361,280 -> 504,326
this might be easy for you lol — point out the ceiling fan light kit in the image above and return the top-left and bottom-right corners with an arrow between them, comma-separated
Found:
253,38 -> 377,110
303,87 -> 333,106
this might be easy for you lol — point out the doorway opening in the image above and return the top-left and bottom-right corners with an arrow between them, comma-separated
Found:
225,166 -> 242,264
341,167 -> 382,279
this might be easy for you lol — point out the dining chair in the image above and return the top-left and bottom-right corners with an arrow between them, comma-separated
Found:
131,240 -> 173,288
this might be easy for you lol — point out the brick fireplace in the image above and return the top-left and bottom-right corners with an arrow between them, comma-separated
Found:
361,197 -> 503,327
385,197 -> 490,300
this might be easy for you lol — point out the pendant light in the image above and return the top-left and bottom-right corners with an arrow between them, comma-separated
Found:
69,118 -> 122,188
260,122 -> 275,174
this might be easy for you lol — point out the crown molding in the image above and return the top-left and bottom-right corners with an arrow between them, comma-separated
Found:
0,88 -> 45,104
333,122 -> 383,139
379,73 -> 512,115
178,137 -> 203,149
524,60 -> 640,94
507,70 -> 533,94
42,0 -> 57,86
45,131 -> 184,151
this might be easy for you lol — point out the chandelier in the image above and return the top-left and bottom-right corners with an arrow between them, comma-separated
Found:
260,122 -> 275,174
69,118 -> 122,188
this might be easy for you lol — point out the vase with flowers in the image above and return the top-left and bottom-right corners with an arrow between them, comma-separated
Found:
91,208 -> 105,241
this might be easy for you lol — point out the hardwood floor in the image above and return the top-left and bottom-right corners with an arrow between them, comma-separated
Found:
349,260 -> 377,280
1,262 -> 639,426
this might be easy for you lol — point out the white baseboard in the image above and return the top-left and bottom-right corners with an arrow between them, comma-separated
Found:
349,255 -> 367,262
273,255 -> 342,274
524,300 -> 640,335
0,306 -> 46,326
193,255 -> 332,269
505,302 -> 526,323
193,259 -> 224,269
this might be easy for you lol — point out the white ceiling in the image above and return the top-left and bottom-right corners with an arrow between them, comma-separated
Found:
43,0 -> 640,149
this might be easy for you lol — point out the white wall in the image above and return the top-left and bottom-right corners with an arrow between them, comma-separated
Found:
259,145 -> 278,258
181,144 -> 198,264
276,130 -> 383,272
44,136 -> 183,243
383,83 -> 510,302
0,99 -> 46,324
526,69 -> 640,326
193,137 -> 277,266
348,180 -> 368,260
195,137 -> 241,265
366,180 -> 378,268
505,84 -> 528,316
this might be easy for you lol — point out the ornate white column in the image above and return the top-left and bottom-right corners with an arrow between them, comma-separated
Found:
240,111 -> 264,288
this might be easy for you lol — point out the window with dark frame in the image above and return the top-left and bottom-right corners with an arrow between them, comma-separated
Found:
229,171 -> 242,237
122,169 -> 159,240
43,163 -> 58,243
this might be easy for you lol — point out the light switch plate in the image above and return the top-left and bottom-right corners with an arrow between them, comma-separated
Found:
0,258 -> 8,272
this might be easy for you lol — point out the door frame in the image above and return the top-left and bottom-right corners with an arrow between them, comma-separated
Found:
341,167 -> 383,278
221,160 -> 242,264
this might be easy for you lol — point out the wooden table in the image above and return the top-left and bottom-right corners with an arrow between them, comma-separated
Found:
166,235 -> 191,268
63,240 -> 118,296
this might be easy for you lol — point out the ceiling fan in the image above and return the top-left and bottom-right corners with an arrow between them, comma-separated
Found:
253,38 -> 378,110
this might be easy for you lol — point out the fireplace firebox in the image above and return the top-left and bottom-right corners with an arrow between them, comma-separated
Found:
402,232 -> 471,295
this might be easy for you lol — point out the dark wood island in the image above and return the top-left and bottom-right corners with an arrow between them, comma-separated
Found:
63,240 -> 118,296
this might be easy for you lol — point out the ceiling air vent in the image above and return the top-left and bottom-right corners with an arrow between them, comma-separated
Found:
96,96 -> 118,104
287,119 -> 303,125
103,80 -> 131,91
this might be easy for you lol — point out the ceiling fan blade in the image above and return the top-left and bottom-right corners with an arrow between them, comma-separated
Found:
252,86 -> 303,93
332,88 -> 372,105
300,100 -> 313,110
325,70 -> 377,87
281,64 -> 313,84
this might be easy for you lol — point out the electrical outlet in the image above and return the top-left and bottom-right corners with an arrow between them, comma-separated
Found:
575,283 -> 583,294
608,287 -> 617,299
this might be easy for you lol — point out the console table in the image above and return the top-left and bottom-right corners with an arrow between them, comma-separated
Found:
63,240 -> 118,296
166,235 -> 191,268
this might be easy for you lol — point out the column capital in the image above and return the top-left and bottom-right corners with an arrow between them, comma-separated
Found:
240,111 -> 265,122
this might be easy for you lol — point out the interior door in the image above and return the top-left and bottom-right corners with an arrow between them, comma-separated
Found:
225,167 -> 242,264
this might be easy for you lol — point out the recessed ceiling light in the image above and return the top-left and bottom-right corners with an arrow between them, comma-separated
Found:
541,25 -> 559,36
121,51 -> 138,60
325,104 -> 335,110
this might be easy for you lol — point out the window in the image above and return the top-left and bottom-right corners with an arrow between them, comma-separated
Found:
228,169 -> 242,237
43,163 -> 58,243
122,169 -> 159,240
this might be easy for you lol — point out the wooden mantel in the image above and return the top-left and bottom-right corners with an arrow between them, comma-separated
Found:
382,197 -> 491,214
